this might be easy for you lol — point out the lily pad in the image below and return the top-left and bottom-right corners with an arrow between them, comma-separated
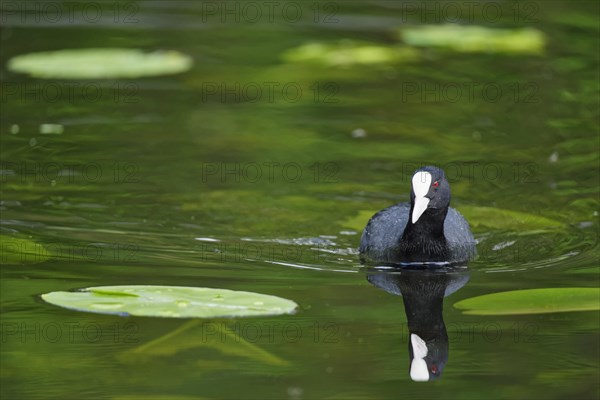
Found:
283,40 -> 420,67
8,48 -> 193,79
41,285 -> 298,318
1,235 -> 49,264
400,25 -> 545,55
454,288 -> 600,315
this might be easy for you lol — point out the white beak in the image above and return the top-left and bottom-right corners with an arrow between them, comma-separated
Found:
411,171 -> 432,224
412,196 -> 430,224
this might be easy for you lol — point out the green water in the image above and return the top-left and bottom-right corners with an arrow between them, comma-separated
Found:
1,1 -> 599,399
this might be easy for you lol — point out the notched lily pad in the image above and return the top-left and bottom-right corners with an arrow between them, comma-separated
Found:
454,288 -> 600,315
8,48 -> 193,79
41,285 -> 298,318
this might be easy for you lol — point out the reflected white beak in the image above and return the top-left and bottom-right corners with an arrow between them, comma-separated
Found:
410,358 -> 429,382
411,171 -> 432,224
410,334 -> 429,382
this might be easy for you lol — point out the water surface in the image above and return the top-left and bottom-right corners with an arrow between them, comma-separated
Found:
1,1 -> 599,399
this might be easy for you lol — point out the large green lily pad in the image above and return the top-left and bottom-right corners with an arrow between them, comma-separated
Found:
8,48 -> 193,79
400,25 -> 545,54
41,286 -> 298,318
454,288 -> 600,315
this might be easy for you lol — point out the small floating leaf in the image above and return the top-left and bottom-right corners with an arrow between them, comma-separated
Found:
400,25 -> 545,55
39,123 -> 64,135
41,285 -> 297,318
283,40 -> 420,67
454,288 -> 600,315
8,48 -> 193,79
0,235 -> 49,264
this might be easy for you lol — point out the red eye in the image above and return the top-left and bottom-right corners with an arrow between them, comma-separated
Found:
432,181 -> 439,188
431,365 -> 438,374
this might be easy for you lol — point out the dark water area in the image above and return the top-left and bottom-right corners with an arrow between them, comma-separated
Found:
1,1 -> 599,399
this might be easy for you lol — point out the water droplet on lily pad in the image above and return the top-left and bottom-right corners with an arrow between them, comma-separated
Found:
41,285 -> 298,318
8,48 -> 193,79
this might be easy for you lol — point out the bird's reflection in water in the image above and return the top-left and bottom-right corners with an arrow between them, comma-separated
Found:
367,266 -> 470,382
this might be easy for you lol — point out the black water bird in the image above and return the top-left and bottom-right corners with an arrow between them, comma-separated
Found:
360,166 -> 475,264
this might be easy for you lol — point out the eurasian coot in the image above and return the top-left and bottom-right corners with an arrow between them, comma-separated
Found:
359,166 -> 476,263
